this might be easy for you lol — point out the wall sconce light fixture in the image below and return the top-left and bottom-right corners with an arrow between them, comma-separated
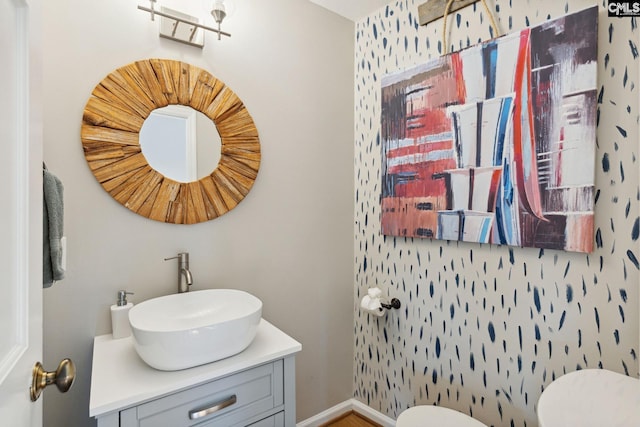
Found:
138,0 -> 230,48
210,1 -> 227,40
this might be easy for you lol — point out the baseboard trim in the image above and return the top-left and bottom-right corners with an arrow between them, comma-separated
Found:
297,399 -> 396,427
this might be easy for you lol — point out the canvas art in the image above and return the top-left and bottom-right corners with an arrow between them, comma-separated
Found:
380,6 -> 598,252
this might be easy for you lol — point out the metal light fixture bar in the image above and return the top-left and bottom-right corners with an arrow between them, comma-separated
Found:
417,0 -> 478,25
138,2 -> 231,47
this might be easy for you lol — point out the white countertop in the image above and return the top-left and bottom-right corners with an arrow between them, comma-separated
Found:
89,319 -> 301,418
537,369 -> 640,427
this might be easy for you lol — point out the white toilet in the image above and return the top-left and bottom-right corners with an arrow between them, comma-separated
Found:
396,405 -> 488,427
537,369 -> 640,427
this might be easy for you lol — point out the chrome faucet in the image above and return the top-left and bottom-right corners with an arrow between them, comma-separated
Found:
164,252 -> 193,293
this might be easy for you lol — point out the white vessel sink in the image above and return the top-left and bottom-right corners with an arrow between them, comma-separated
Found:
128,289 -> 262,371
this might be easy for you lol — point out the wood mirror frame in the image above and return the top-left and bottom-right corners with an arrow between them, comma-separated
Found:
81,59 -> 260,224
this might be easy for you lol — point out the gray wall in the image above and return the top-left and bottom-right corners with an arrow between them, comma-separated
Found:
354,1 -> 639,426
42,1 -> 354,425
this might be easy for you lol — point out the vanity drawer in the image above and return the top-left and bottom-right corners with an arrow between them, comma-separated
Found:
121,361 -> 284,427
247,412 -> 285,427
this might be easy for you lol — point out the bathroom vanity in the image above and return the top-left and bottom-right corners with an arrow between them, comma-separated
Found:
90,319 -> 301,427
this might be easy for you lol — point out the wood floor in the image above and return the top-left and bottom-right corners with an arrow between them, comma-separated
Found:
320,411 -> 382,427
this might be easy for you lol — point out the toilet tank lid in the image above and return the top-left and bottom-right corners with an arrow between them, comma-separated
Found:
537,369 -> 640,427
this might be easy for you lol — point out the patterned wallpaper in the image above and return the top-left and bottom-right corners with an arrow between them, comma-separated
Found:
353,1 -> 639,426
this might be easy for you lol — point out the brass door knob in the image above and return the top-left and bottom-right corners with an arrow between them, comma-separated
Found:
30,358 -> 75,402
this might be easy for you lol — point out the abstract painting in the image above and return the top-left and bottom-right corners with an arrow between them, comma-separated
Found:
380,6 -> 598,252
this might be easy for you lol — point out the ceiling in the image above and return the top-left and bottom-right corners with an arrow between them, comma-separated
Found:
308,0 -> 391,21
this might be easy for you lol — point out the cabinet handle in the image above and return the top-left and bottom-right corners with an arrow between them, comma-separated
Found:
188,394 -> 237,420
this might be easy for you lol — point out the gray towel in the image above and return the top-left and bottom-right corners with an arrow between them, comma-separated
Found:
43,168 -> 65,287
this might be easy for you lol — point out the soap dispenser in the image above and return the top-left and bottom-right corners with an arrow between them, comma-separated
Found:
111,290 -> 134,339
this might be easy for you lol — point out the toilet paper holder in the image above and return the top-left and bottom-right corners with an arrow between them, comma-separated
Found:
360,287 -> 401,316
380,298 -> 401,310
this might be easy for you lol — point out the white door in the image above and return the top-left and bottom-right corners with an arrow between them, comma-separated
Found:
0,0 -> 43,425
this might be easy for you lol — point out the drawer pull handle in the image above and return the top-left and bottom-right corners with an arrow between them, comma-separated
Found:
188,394 -> 237,420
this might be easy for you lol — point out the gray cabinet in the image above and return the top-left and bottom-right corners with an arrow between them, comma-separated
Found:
120,361 -> 284,427
97,357 -> 296,427
90,321 -> 301,427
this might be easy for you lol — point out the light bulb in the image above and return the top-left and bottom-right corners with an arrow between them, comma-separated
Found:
213,0 -> 225,13
206,0 -> 235,19
211,1 -> 226,25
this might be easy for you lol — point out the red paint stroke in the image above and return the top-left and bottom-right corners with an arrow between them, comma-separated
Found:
386,139 -> 453,159
556,126 -> 564,186
486,168 -> 502,212
450,52 -> 467,104
512,29 -> 546,220
406,107 -> 454,139
389,158 -> 456,199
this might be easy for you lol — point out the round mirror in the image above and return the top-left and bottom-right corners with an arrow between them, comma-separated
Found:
139,105 -> 221,183
80,59 -> 260,224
